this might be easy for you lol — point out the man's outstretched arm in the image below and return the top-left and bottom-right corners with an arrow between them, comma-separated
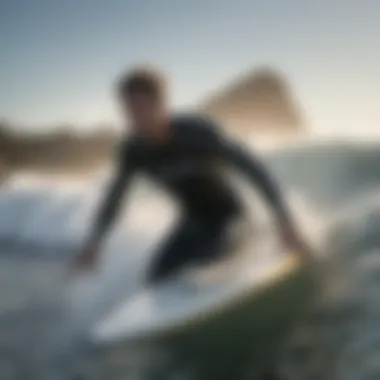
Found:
218,137 -> 310,255
74,147 -> 134,271
89,170 -> 131,245
191,118 -> 290,230
221,140 -> 290,227
193,118 -> 309,255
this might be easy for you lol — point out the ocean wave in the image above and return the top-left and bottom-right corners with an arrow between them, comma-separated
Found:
1,140 -> 379,251
267,140 -> 380,209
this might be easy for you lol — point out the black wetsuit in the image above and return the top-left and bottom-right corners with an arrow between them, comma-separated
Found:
90,114 -> 290,283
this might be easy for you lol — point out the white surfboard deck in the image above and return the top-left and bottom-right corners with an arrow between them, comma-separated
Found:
92,233 -> 300,344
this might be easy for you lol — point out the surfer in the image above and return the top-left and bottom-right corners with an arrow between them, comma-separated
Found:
74,65 -> 309,283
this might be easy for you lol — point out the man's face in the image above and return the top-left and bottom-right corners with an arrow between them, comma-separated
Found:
121,92 -> 167,135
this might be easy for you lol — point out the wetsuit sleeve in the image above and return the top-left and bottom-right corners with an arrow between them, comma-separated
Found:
219,138 -> 292,228
88,142 -> 136,245
193,117 -> 293,230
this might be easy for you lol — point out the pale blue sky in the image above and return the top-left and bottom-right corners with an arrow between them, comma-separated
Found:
0,0 -> 379,135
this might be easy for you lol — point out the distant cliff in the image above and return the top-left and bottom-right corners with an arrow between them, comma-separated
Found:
201,67 -> 305,136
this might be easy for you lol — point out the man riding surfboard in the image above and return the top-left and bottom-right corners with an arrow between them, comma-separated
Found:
74,65 -> 309,283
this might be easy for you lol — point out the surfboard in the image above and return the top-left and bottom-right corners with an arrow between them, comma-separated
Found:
91,233 -> 314,348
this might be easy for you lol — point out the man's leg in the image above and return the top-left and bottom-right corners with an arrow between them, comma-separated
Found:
147,218 -> 202,284
146,217 -> 230,285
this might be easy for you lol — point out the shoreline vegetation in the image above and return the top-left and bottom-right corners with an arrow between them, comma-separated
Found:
0,124 -> 118,182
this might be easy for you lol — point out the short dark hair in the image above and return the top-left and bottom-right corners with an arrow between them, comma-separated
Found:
117,65 -> 166,99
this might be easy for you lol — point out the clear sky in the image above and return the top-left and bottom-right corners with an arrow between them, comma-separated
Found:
0,0 -> 379,136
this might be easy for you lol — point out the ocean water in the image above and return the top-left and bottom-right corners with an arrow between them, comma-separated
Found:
1,139 -> 380,379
